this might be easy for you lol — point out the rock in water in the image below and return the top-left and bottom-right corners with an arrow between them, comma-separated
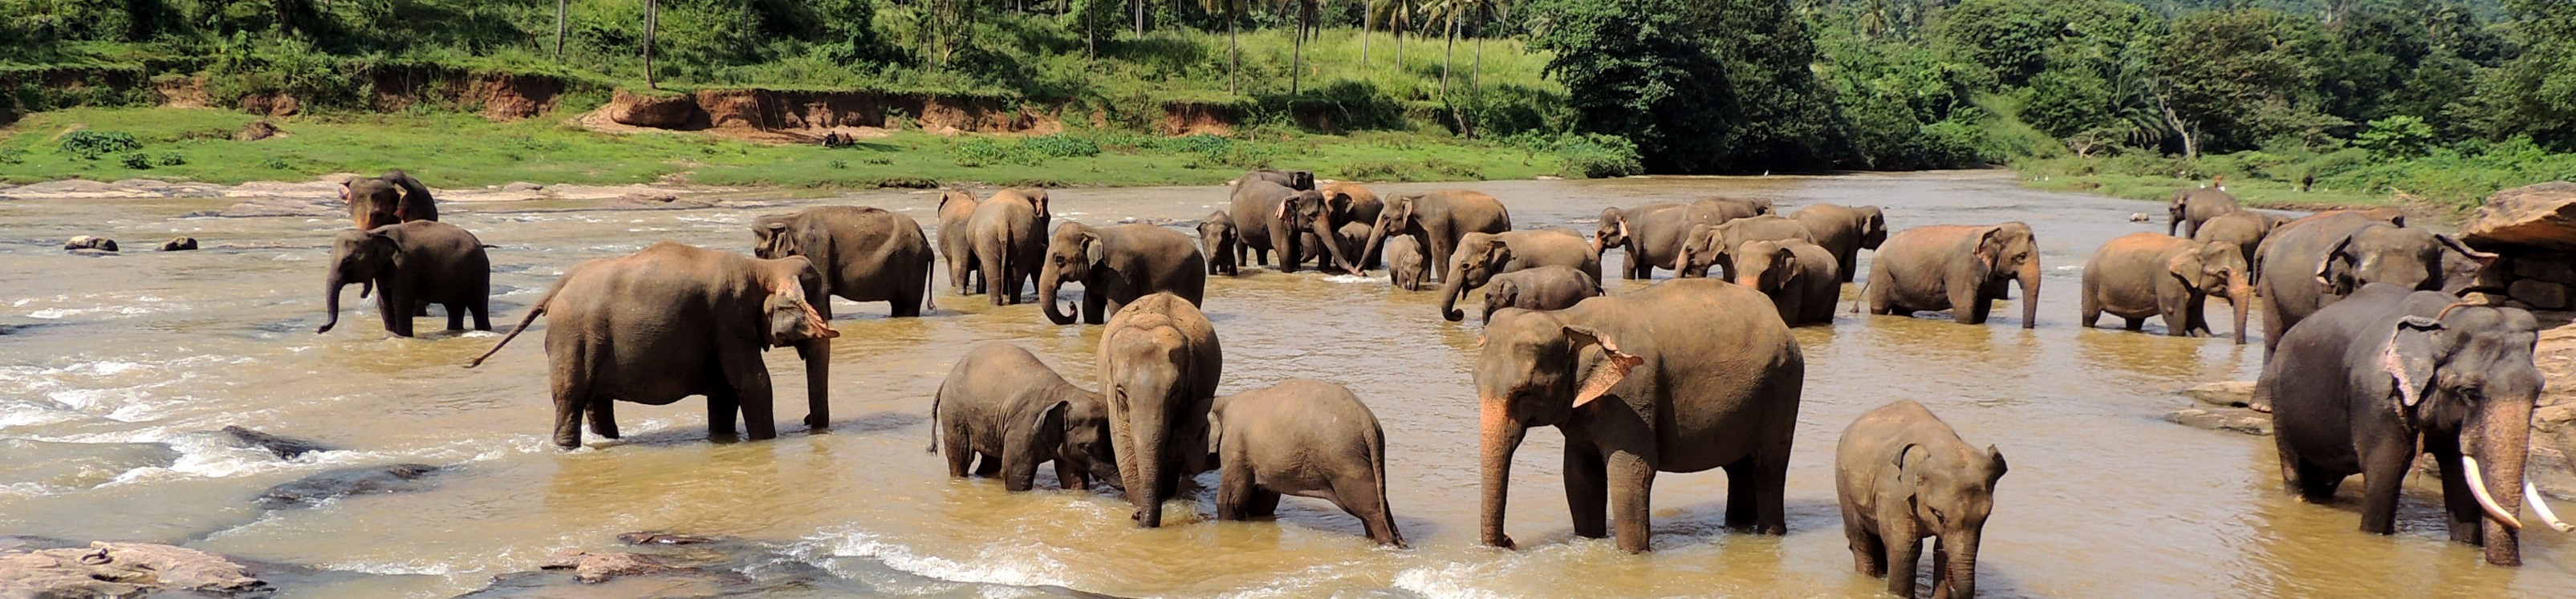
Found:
160,237 -> 200,251
2464,181 -> 2576,250
0,541 -> 270,597
220,426 -> 328,459
2166,407 -> 2273,435
255,463 -> 437,509
64,236 -> 119,252
2180,380 -> 2261,411
2128,212 -> 2151,223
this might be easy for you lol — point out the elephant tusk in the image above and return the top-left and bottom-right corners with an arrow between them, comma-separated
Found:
2526,480 -> 2574,532
2462,455 -> 2525,530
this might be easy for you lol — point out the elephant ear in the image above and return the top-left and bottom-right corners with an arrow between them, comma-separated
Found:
1037,399 -> 1071,443
2435,234 -> 2500,294
1770,246 -> 1799,286
1975,227 -> 2008,273
1026,190 -> 1050,221
1563,325 -> 1642,409
2314,235 -> 2359,295
2164,250 -> 2206,289
1984,445 -> 2009,487
1893,443 -> 1928,507
761,221 -> 798,257
1082,232 -> 1108,269
337,180 -> 356,204
2381,315 -> 2444,411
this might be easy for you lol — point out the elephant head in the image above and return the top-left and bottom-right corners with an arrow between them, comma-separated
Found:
1039,223 -> 1107,325
1276,188 -> 1358,273
1440,233 -> 1512,322
1857,205 -> 1889,249
1051,391 -> 1121,489
750,216 -> 799,260
318,228 -> 398,334
1481,277 -> 1524,323
1673,224 -> 1722,277
1592,207 -> 1631,254
757,255 -> 840,427
1473,310 -> 1644,548
2165,190 -> 2192,237
2316,226 -> 2497,297
1892,443 -> 2008,599
2171,241 -> 2254,343
1239,168 -> 1315,192
2381,299 -> 2561,565
1362,195 -> 1421,273
1733,240 -> 1801,294
1099,319 -> 1209,527
1973,223 -> 2043,330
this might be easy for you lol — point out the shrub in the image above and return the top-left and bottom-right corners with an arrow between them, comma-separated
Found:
1020,134 -> 1100,158
1550,133 -> 1644,178
827,159 -> 849,169
59,130 -> 141,160
952,138 -> 1043,167
261,156 -> 291,169
155,153 -> 185,166
0,148 -> 25,164
120,152 -> 152,169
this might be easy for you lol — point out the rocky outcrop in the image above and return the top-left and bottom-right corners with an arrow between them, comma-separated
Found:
160,237 -> 201,251
476,75 -> 562,121
236,120 -> 281,141
221,426 -> 327,459
0,540 -> 271,597
2464,182 -> 2576,251
255,463 -> 437,509
63,236 -> 118,252
607,91 -> 710,130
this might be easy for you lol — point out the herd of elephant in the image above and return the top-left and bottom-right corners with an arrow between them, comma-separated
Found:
298,168 -> 2567,597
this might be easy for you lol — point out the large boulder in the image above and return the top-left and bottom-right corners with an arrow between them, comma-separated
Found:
2464,181 -> 2576,251
255,463 -> 437,509
0,540 -> 271,597
607,91 -> 707,130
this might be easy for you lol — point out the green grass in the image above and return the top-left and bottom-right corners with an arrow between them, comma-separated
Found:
0,107 -> 1566,188
2005,138 -> 2576,216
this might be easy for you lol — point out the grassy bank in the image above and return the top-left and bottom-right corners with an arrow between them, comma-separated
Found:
0,107 -> 1566,188
2002,136 -> 2576,215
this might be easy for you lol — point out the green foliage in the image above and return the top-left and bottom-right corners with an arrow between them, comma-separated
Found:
2356,115 -> 2439,158
58,130 -> 140,160
119,152 -> 151,168
1021,134 -> 1103,158
1546,132 -> 1644,178
0,147 -> 24,164
156,152 -> 185,166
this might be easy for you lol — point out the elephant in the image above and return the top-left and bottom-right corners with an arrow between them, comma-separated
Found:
1594,203 -> 1691,280
1208,378 -> 1406,547
2254,212 -> 2493,354
2190,210 -> 2286,283
1732,239 -> 1841,326
1479,265 -> 1601,322
930,343 -> 1117,492
2080,233 -> 2253,342
1439,229 -> 1602,322
2168,187 -> 2240,237
1361,190 -> 1513,283
751,205 -> 936,318
1836,400 -> 2007,599
2260,283 -> 2568,566
339,169 -> 437,231
318,221 -> 491,338
1235,168 -> 1315,192
1864,223 -> 2042,329
1199,211 -> 1240,277
1038,222 -> 1209,326
1384,235 -> 1429,291
1320,181 -> 1386,269
1787,203 -> 1888,283
1229,180 -> 1348,273
466,242 -> 837,449
966,188 -> 1052,305
1674,215 -> 1817,279
1691,196 -> 1773,221
1476,278 -> 1805,552
937,190 -> 983,294
1099,293 -> 1224,527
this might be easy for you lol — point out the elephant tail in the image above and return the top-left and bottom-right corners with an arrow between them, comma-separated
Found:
466,262 -> 582,368
925,380 -> 945,454
922,248 -> 937,314
1849,280 -> 1867,314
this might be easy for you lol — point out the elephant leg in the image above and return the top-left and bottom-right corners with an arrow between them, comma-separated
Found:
445,302 -> 465,331
717,347 -> 778,441
1753,450 -> 1790,535
588,398 -> 620,439
1429,237 -> 1456,283
1883,526 -> 1922,599
2123,317 -> 2143,331
1334,471 -> 1401,546
2079,291 -> 2101,328
1087,292 -> 1111,326
470,298 -> 492,331
942,431 -> 973,479
2160,293 -> 2195,337
550,372 -> 591,449
1564,441 -> 1609,539
705,382 -> 740,438
2274,435 -> 2341,502
2428,439 -> 2487,545
999,435 -> 1042,492
981,249 -> 1010,306
1844,511 -> 1887,577
2355,442 -> 2412,535
1217,462 -> 1257,520
1960,285 -> 1995,326
1607,451 -> 1657,553
378,294 -> 408,337
973,454 -> 1002,477
1723,458 -> 1760,529
1055,458 -> 1087,491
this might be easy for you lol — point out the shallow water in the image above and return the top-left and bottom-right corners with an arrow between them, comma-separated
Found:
2,171 -> 2568,597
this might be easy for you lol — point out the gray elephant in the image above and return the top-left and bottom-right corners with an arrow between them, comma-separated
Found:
1038,222 -> 1208,326
1594,202 -> 1685,280
1692,196 -> 1772,221
1229,180 -> 1349,273
1209,378 -> 1405,547
1199,211 -> 1239,277
1787,203 -> 1888,283
1674,215 -> 1817,279
2190,210 -> 2285,283
339,169 -> 437,230
2254,211 -> 2491,354
752,205 -> 936,318
1439,229 -> 1601,322
2168,187 -> 2240,237
1477,279 -> 1805,552
1320,181 -> 1386,269
937,190 -> 983,294
468,242 -> 837,449
931,343 -> 1117,492
1836,400 -> 2007,599
1361,190 -> 1513,282
1479,265 -> 1600,322
1731,239 -> 1840,326
2081,233 -> 2252,342
1236,168 -> 1315,192
966,188 -> 1052,305
2261,283 -> 2566,566
319,221 -> 491,338
1099,293 -> 1224,527
1864,223 -> 2042,329
1384,235 -> 1429,291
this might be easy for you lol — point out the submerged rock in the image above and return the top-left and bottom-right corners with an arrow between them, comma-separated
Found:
455,532 -> 1123,599
0,540 -> 271,597
2180,380 -> 2262,411
255,463 -> 437,509
160,237 -> 201,251
2166,407 -> 2273,436
64,236 -> 119,252
616,532 -> 718,546
221,426 -> 329,459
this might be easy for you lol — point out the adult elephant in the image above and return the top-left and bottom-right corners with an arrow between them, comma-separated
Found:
339,169 -> 437,230
318,221 -> 491,338
2254,212 -> 2491,354
752,205 -> 935,318
1787,203 -> 1888,283
1864,223 -> 2042,329
2168,188 -> 2241,237
1732,239 -> 1841,326
1361,190 -> 1512,283
1099,293 -> 1224,527
2191,210 -> 2285,283
936,190 -> 983,294
1594,203 -> 1688,280
967,188 -> 1052,306
467,242 -> 837,449
1038,222 -> 1208,325
1321,181 -> 1385,269
2079,233 -> 2252,342
1674,215 -> 1817,279
1229,180 -> 1347,273
1477,279 -> 1805,552
1235,168 -> 1315,192
1691,196 -> 1772,221
2261,283 -> 2567,566
1439,229 -> 1602,322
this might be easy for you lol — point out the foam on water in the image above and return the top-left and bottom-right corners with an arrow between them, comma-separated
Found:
793,526 -> 1070,589
1390,560 -> 1512,599
1321,274 -> 1379,285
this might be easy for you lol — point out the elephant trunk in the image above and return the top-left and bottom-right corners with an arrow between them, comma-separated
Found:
800,338 -> 831,429
2016,260 -> 2042,330
2468,405 -> 2534,565
1039,262 -> 1077,325
1438,268 -> 1472,322
319,272 -> 349,334
1273,220 -> 1302,273
2227,273 -> 2253,345
1314,212 -> 1359,274
1478,399 -> 1526,548
1362,225 -> 1390,275
1131,415 -> 1170,528
1940,532 -> 1981,599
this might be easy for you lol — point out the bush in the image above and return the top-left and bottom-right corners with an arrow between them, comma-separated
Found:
2356,115 -> 2438,159
261,156 -> 291,169
120,152 -> 152,169
59,130 -> 141,160
0,148 -> 24,164
1020,134 -> 1100,158
155,152 -> 185,166
952,137 -> 1043,167
1550,133 -> 1644,178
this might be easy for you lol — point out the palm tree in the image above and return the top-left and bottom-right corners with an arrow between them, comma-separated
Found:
641,0 -> 658,90
555,0 -> 567,59
1428,0 -> 1458,95
1372,0 -> 1420,74
1280,0 -> 1325,94
1201,0 -> 1244,94
1361,0 -> 1372,67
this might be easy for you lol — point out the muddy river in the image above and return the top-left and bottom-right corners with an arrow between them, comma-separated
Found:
2,171 -> 2568,597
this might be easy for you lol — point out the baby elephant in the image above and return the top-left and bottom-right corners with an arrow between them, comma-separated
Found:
1837,400 -> 2006,599
1383,235 -> 1429,291
1208,379 -> 1406,547
2079,233 -> 2253,342
1733,238 -> 1841,326
932,343 -> 1117,492
1200,211 -> 1239,277
1478,265 -> 1599,322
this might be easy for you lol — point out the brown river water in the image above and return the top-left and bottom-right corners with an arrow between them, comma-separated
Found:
2,171 -> 2569,597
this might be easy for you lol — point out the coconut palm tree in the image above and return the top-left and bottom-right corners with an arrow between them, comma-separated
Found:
1371,0 -> 1420,74
1201,0 -> 1245,94
555,0 -> 567,59
642,0 -> 658,90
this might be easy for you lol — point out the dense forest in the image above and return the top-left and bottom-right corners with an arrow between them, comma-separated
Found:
3,0 -> 2573,203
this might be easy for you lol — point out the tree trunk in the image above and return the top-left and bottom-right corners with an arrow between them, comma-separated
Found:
1134,0 -> 1144,36
554,0 -> 567,59
1292,2 -> 1307,95
1229,17 -> 1239,95
642,0 -> 657,91
1440,6 -> 1456,96
1362,1 -> 1372,68
1472,5 -> 1484,89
